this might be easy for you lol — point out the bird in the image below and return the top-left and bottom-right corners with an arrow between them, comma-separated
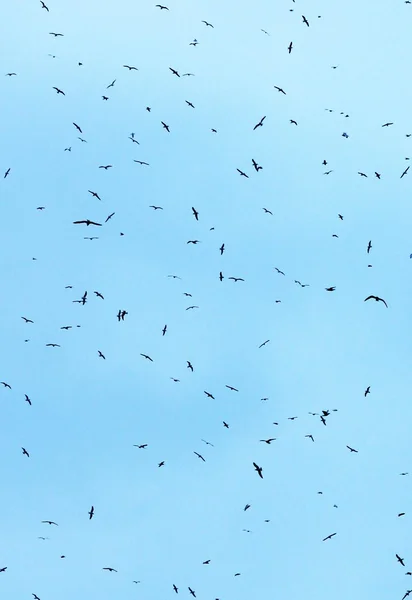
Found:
364,295 -> 388,307
99,165 -> 112,170
358,172 -> 368,177
237,168 -> 249,178
253,462 -> 263,478
162,325 -> 167,336
382,122 -> 393,127
156,4 -> 169,9
88,506 -> 94,519
169,67 -> 180,77
219,271 -> 224,281
229,277 -> 244,282
123,65 -> 138,70
244,504 -> 251,511
98,351 -> 105,359
185,101 -> 195,108
33,595 -> 41,600
187,361 -> 194,371
187,240 -> 200,245
94,291 -> 104,299
201,20 -> 214,27
302,15 -> 310,26
274,86 -> 286,94
49,32 -> 64,37
140,354 -> 153,362
150,205 -> 163,210
73,122 -> 82,133
106,79 -> 116,88
260,438 -> 276,444
73,220 -> 102,226
129,137 -> 139,144
288,42 -> 293,53
401,166 -> 410,178
40,1 -> 49,10
103,567 -> 117,572
223,421 -> 229,428
5,72 -> 17,76
375,172 -> 381,179
134,444 -> 148,449
46,343 -> 60,347
346,446 -> 358,453
21,317 -> 34,323
52,87 -> 65,95
252,159 -> 262,172
323,533 -> 337,541
102,96 -> 109,100
398,513 -> 406,517
397,554 -> 406,566
258,340 -> 270,348
42,520 -> 58,525
325,287 -> 336,291
4,168 -> 10,178
172,584 -> 178,593
226,385 -> 239,391
105,212 -> 115,222
219,243 -> 225,255
0,567 -> 7,572
135,161 -> 150,166
262,208 -> 273,215
201,439 -> 214,447
253,116 -> 266,130
290,119 -> 298,125
161,122 -> 170,132
305,435 -> 314,442
194,451 -> 205,462
274,268 -> 285,275
367,240 -> 372,253
88,190 -> 101,201
158,461 -> 165,467
364,386 -> 371,397
22,447 -> 30,457
24,394 -> 32,406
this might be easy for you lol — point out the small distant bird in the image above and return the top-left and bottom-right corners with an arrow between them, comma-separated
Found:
401,166 -> 410,178
0,567 -> 7,572
194,452 -> 205,462
338,214 -> 343,220
325,287 -> 336,291
346,446 -> 358,453
103,567 -> 117,572
140,354 -> 153,362
25,394 -> 32,405
106,79 -> 116,89
123,65 -> 138,70
185,101 -> 195,108
187,361 -> 194,371
375,172 -> 381,179
323,533 -> 337,542
41,521 -> 58,525
173,584 -> 178,593
302,15 -> 310,26
364,386 -> 370,397
150,205 -> 163,210
253,116 -> 266,130
161,121 -> 170,132
253,462 -> 263,478
398,513 -> 406,517
219,271 -> 224,281
223,421 -> 229,428
4,168 -> 11,179
290,119 -> 298,125
73,220 -> 102,226
252,159 -> 262,172
237,169 -> 249,178
364,295 -> 388,307
263,208 -> 273,215
162,325 -> 167,336
5,72 -> 17,76
219,243 -> 225,255
169,67 -> 180,77
102,96 -> 109,100
99,165 -> 112,170
105,212 -> 115,222
88,190 -> 101,201
52,87 -> 65,95
288,42 -> 293,53
274,268 -> 285,275
156,4 -> 169,9
21,317 -> 34,323
397,554 -> 406,566
260,438 -> 276,444
192,206 -> 199,220
201,439 -> 214,447
22,447 -> 30,457
382,122 -> 393,127
49,32 -> 64,37
73,122 -> 82,133
367,240 -> 372,253
40,1 -> 49,10
135,160 -> 149,166
228,277 -> 244,282
134,444 -> 148,449
158,461 -> 165,467
46,343 -> 60,347
259,340 -> 270,348
33,595 -> 41,600
201,20 -> 214,27
204,391 -> 215,399
358,172 -> 368,177
88,506 -> 94,519
274,86 -> 286,94
226,385 -> 239,391
203,559 -> 210,564
98,351 -> 105,359
305,435 -> 314,442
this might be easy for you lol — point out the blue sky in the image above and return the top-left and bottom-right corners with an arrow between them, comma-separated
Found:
1,0 -> 412,598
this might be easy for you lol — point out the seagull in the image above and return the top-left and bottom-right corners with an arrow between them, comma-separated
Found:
253,116 -> 266,130
73,220 -> 102,226
194,452 -> 205,462
49,32 -> 64,37
21,317 -> 34,323
99,165 -> 112,170
140,354 -> 153,362
134,161 -> 149,166
150,205 -> 163,210
98,351 -> 105,359
260,438 -> 276,444
201,20 -> 214,27
367,240 -> 372,253
187,361 -> 194,371
5,72 -> 17,76
258,340 -> 270,348
40,1 -> 49,10
123,65 -> 138,70
106,79 -> 116,89
401,166 -> 410,178
25,394 -> 32,406
226,385 -> 239,391
323,533 -> 337,542
229,277 -> 244,282
103,567 -> 118,572
169,67 -> 180,77
134,444 -> 148,449
364,295 -> 388,307
204,391 -> 215,399
237,168 -> 249,178
88,190 -> 101,201
105,212 -> 115,222
4,168 -> 11,178
161,121 -> 170,132
52,87 -> 65,95
73,122 -> 82,133
156,4 -> 169,9
262,208 -> 273,215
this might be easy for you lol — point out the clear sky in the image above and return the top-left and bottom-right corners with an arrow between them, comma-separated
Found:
1,0 -> 412,599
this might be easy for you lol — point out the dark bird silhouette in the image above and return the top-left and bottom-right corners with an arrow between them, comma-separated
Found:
123,65 -> 138,70
94,291 -> 104,299
32,595 -> 41,600
162,325 -> 167,336
99,165 -> 112,169
150,205 -> 163,210
398,513 -> 406,517
22,447 -> 30,457
302,15 -> 309,26
274,268 -> 285,275
367,240 -> 372,253
49,32 -> 64,37
156,3 -> 169,8
259,340 -> 270,348
187,240 -> 200,245
103,567 -> 117,572
382,122 -> 393,127
102,96 -> 109,100
375,172 -> 381,179
288,41 -> 293,53
397,554 -> 406,567
141,354 -> 153,362
88,190 -> 101,201
263,208 -> 273,215
274,86 -> 286,94
73,122 -> 82,133
21,317 -> 34,323
134,444 -> 148,449
253,116 -> 266,130
25,394 -> 32,405
106,79 -> 116,89
364,386 -> 370,397
4,168 -> 11,179
253,462 -> 263,478
161,121 -> 170,132
364,295 -> 388,307
185,101 -> 195,108
88,506 -> 94,519
73,220 -> 102,226
5,72 -> 17,76
290,119 -> 298,125
187,361 -> 194,372
201,439 -> 214,447
223,421 -> 229,428
194,451 -> 205,462
237,168 -> 249,178
129,136 -> 140,144
401,166 -> 410,178
42,521 -> 58,525
201,20 -> 214,27
0,567 -> 7,572
40,1 -> 49,10
105,212 -> 115,222
204,391 -> 215,399
358,172 -> 368,177
252,159 -> 262,172
191,207 -> 199,221
52,87 -> 65,96
260,438 -> 276,444
346,445 -> 358,453
135,161 -> 149,166
46,343 -> 60,347
219,271 -> 224,281
169,67 -> 180,77
173,584 -> 178,593
323,533 -> 337,541
305,434 -> 314,442
229,277 -> 244,282
226,385 -> 239,391
158,461 -> 165,467
98,351 -> 105,359
325,287 -> 336,291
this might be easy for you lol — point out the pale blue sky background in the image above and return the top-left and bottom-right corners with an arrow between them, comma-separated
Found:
1,0 -> 412,598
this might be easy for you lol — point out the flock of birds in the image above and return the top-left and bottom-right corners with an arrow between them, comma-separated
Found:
2,1 -> 412,599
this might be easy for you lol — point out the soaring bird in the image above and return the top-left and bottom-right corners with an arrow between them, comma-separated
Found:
103,567 -> 117,572
364,295 -> 388,307
288,41 -> 293,53
88,190 -> 101,201
253,462 -> 263,478
4,168 -> 10,178
219,243 -> 225,255
346,446 -> 358,453
162,324 -> 167,336
105,212 -> 115,222
194,451 -> 205,462
187,361 -> 194,372
123,65 -> 138,70
252,159 -> 262,172
5,72 -> 17,76
367,240 -> 372,253
260,438 -> 276,444
169,67 -> 180,77
52,87 -> 65,95
156,4 -> 169,9
98,351 -> 105,359
302,15 -> 310,26
253,116 -> 266,130
49,32 -> 64,37
364,386 -> 370,397
382,122 -> 393,127
22,447 -> 30,457
88,506 -> 94,519
226,385 -> 239,391
94,291 -> 104,299
21,317 -> 34,323
161,121 -> 170,132
73,122 -> 82,133
99,165 -> 112,170
201,20 -> 214,27
185,100 -> 195,108
25,394 -> 32,405
325,287 -> 336,291
274,86 -> 286,94
140,354 -> 153,362
40,1 -> 49,10
192,207 -> 199,220
73,220 -> 102,226
259,340 -> 270,348
106,79 -> 116,89
401,166 -> 410,178
204,391 -> 215,399
42,520 -> 58,525
237,169 -> 249,178
262,208 -> 273,215
397,554 -> 406,567
323,533 -> 337,541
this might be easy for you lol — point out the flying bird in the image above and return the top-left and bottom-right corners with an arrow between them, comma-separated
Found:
42,521 -> 58,525
123,65 -> 138,70
367,240 -> 372,253
4,168 -> 10,178
22,447 -> 30,457
397,554 -> 406,567
40,1 -> 49,10
346,446 -> 358,453
252,159 -> 262,172
401,166 -> 410,178
73,123 -> 82,133
192,207 -> 199,220
99,165 -> 112,170
52,87 -> 65,95
98,351 -> 105,359
21,317 -> 34,323
156,4 -> 169,9
161,122 -> 170,132
140,354 -> 153,362
259,340 -> 270,348
103,567 -> 117,572
253,116 -> 266,130
288,42 -> 293,53
323,533 -> 337,542
253,462 -> 263,478
364,386 -> 370,397
187,361 -> 194,371
226,385 -> 239,391
274,86 -> 286,94
260,438 -> 276,444
194,452 -> 205,462
88,506 -> 94,519
106,79 -> 116,88
73,220 -> 102,226
302,15 -> 310,26
364,295 -> 388,307
201,20 -> 214,27
237,169 -> 249,178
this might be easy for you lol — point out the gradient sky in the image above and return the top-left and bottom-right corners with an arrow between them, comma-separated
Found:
1,1 -> 412,599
